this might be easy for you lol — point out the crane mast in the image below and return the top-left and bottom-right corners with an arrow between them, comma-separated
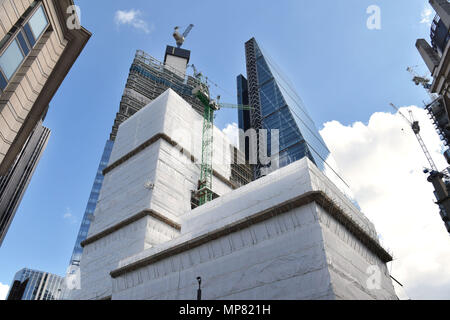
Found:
192,78 -> 252,206
193,84 -> 217,205
390,103 -> 438,171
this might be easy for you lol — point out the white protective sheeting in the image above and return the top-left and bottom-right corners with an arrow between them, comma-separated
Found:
112,158 -> 397,300
71,89 -> 396,300
70,89 -> 236,300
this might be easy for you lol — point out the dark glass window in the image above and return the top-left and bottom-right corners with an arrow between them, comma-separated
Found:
260,80 -> 286,117
256,57 -> 272,85
16,31 -> 30,56
0,71 -> 7,91
23,23 -> 36,47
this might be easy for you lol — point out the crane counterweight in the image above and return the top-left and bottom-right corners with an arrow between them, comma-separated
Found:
173,24 -> 194,48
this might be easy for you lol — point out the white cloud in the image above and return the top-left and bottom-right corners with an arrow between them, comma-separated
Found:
320,106 -> 450,299
114,9 -> 153,34
0,282 -> 9,300
421,6 -> 433,25
63,207 -> 77,224
222,122 -> 239,148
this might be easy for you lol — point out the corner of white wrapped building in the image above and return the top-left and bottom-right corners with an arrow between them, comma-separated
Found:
68,89 -> 397,300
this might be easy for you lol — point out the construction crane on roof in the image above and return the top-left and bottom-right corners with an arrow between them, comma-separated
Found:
390,103 -> 438,171
407,66 -> 432,90
173,24 -> 194,48
192,76 -> 253,206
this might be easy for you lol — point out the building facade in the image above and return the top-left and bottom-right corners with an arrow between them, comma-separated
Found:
238,38 -> 331,177
70,89 -> 396,300
68,140 -> 113,267
0,0 -> 90,245
237,38 -> 355,206
7,268 -> 63,300
0,119 -> 50,246
415,0 -> 450,233
70,89 -> 249,299
66,46 -> 252,284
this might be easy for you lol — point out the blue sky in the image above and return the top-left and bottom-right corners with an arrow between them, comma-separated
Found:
0,0 -> 438,298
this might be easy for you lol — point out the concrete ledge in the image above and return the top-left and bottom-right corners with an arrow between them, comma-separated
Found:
110,190 -> 392,279
102,132 -> 238,190
80,209 -> 181,248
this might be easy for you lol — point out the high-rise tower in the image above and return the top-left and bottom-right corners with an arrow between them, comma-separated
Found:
238,38 -> 331,177
7,268 -> 63,300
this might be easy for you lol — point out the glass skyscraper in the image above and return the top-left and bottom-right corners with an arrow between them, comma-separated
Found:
239,38 -> 331,174
68,140 -> 113,267
7,268 -> 63,300
238,38 -> 355,201
0,120 -> 50,246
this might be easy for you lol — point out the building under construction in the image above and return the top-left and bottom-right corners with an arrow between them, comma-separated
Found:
65,29 -> 397,299
66,34 -> 252,273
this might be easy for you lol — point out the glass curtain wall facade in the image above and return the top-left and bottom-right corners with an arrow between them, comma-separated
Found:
68,140 -> 113,267
239,38 -> 356,202
0,120 -> 50,246
241,38 -> 330,174
7,268 -> 63,300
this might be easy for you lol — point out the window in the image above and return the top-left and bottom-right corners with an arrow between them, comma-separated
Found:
0,40 -> 24,79
0,4 -> 49,92
27,6 -> 48,41
0,71 -> 6,90
16,31 -> 30,56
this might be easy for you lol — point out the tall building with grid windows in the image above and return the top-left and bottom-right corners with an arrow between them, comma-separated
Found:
0,0 -> 90,246
7,268 -> 63,300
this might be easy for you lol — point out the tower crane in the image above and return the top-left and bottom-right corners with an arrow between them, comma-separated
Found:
390,103 -> 438,171
173,24 -> 194,48
192,76 -> 253,206
406,66 -> 432,90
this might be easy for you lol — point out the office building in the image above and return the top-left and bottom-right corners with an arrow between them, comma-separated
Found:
7,268 -> 63,300
415,0 -> 450,233
237,38 -> 355,206
0,0 -> 90,245
0,119 -> 50,246
238,38 -> 331,175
